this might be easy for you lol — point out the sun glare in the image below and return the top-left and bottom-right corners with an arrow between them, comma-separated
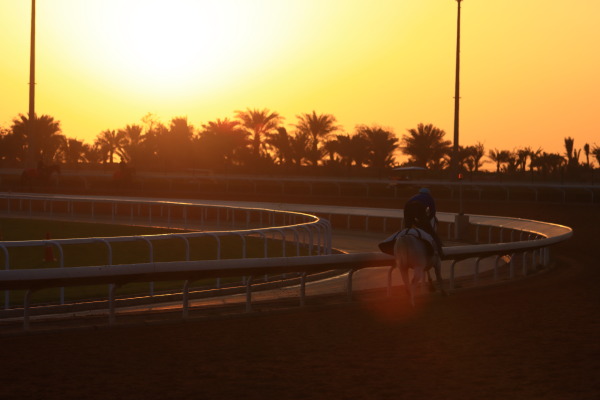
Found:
47,0 -> 303,98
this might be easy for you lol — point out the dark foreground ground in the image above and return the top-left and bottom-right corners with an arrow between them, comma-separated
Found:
0,199 -> 598,400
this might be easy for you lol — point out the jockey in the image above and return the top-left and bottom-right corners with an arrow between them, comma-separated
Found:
404,188 -> 444,257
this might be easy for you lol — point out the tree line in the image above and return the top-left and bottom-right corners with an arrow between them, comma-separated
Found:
1,109 -> 599,179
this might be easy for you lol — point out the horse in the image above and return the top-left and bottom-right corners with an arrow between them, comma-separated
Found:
393,228 -> 446,306
20,164 -> 61,189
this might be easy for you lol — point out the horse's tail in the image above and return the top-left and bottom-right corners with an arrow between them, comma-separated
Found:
394,235 -> 411,272
394,236 -> 413,303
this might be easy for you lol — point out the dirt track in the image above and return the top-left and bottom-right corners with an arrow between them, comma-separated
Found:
0,200 -> 598,399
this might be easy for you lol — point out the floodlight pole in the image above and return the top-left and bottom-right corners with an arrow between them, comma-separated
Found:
28,0 -> 37,166
452,0 -> 470,240
452,0 -> 462,181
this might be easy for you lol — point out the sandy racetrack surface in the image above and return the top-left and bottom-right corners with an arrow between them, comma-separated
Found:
0,200 -> 598,399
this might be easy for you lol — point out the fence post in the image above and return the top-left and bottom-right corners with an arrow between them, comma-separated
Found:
509,253 -> 516,279
494,255 -> 502,280
136,237 -> 155,296
23,289 -> 32,331
347,269 -> 355,301
182,280 -> 190,319
299,272 -> 307,306
108,283 -> 116,325
474,257 -> 482,283
450,260 -> 458,290
245,276 -> 253,313
1,245 -> 9,309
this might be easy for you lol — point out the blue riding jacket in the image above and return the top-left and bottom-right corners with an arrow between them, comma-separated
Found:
406,192 -> 436,219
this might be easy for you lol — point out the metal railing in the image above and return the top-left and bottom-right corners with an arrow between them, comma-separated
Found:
0,193 -> 573,330
0,193 -> 331,316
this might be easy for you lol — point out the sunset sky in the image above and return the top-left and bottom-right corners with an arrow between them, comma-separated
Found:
1,0 -> 599,160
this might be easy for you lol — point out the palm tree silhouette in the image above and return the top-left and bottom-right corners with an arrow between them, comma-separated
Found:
0,126 -> 26,165
265,127 -> 292,166
331,133 -> 370,168
235,108 -> 282,159
95,129 -> 125,164
355,125 -> 398,173
11,114 -> 64,164
468,142 -> 486,172
487,148 -> 510,173
82,143 -> 104,165
401,123 -> 451,169
591,145 -> 600,168
117,124 -> 144,164
294,111 -> 339,166
288,131 -> 312,166
330,134 -> 353,168
62,138 -> 87,165
199,118 -> 249,167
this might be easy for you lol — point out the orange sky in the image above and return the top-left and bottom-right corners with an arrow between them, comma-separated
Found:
1,1 -> 599,161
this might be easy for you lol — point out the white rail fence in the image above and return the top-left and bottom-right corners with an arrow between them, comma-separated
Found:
0,193 -> 572,330
0,194 -> 331,310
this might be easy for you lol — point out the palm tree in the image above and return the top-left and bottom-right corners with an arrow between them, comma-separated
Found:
453,145 -> 474,173
82,143 -> 104,165
355,125 -> 398,173
322,138 -> 340,164
61,138 -> 87,166
265,127 -> 292,165
583,143 -> 591,168
504,151 -> 519,173
0,127 -> 26,165
95,129 -> 125,164
487,149 -> 511,173
140,119 -> 168,167
331,133 -> 371,168
162,117 -> 196,169
294,111 -> 339,165
592,145 -> 600,169
564,137 -> 575,163
117,124 -> 145,164
331,134 -> 354,168
288,131 -> 312,166
11,114 -> 64,164
401,123 -> 451,169
468,142 -> 486,173
235,108 -> 283,159
516,147 -> 531,172
199,118 -> 249,167
349,134 -> 371,168
531,152 -> 565,176
564,136 -> 581,169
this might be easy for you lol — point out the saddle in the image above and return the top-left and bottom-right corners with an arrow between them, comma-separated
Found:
398,228 -> 436,257
378,227 -> 436,256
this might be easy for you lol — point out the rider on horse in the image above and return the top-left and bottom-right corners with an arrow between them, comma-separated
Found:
403,188 -> 444,257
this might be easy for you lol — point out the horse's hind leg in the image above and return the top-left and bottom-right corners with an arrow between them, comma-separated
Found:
426,270 -> 436,292
400,267 -> 415,307
432,257 -> 447,296
398,264 -> 414,307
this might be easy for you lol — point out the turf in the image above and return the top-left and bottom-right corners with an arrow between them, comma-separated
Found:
0,217 -> 305,306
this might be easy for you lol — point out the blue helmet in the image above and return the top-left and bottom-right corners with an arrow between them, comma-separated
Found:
419,187 -> 431,195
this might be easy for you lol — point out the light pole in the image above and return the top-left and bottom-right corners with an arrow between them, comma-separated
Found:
452,0 -> 462,181
28,0 -> 37,167
452,0 -> 470,240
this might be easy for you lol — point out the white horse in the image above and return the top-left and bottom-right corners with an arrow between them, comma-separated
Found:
393,230 -> 446,306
